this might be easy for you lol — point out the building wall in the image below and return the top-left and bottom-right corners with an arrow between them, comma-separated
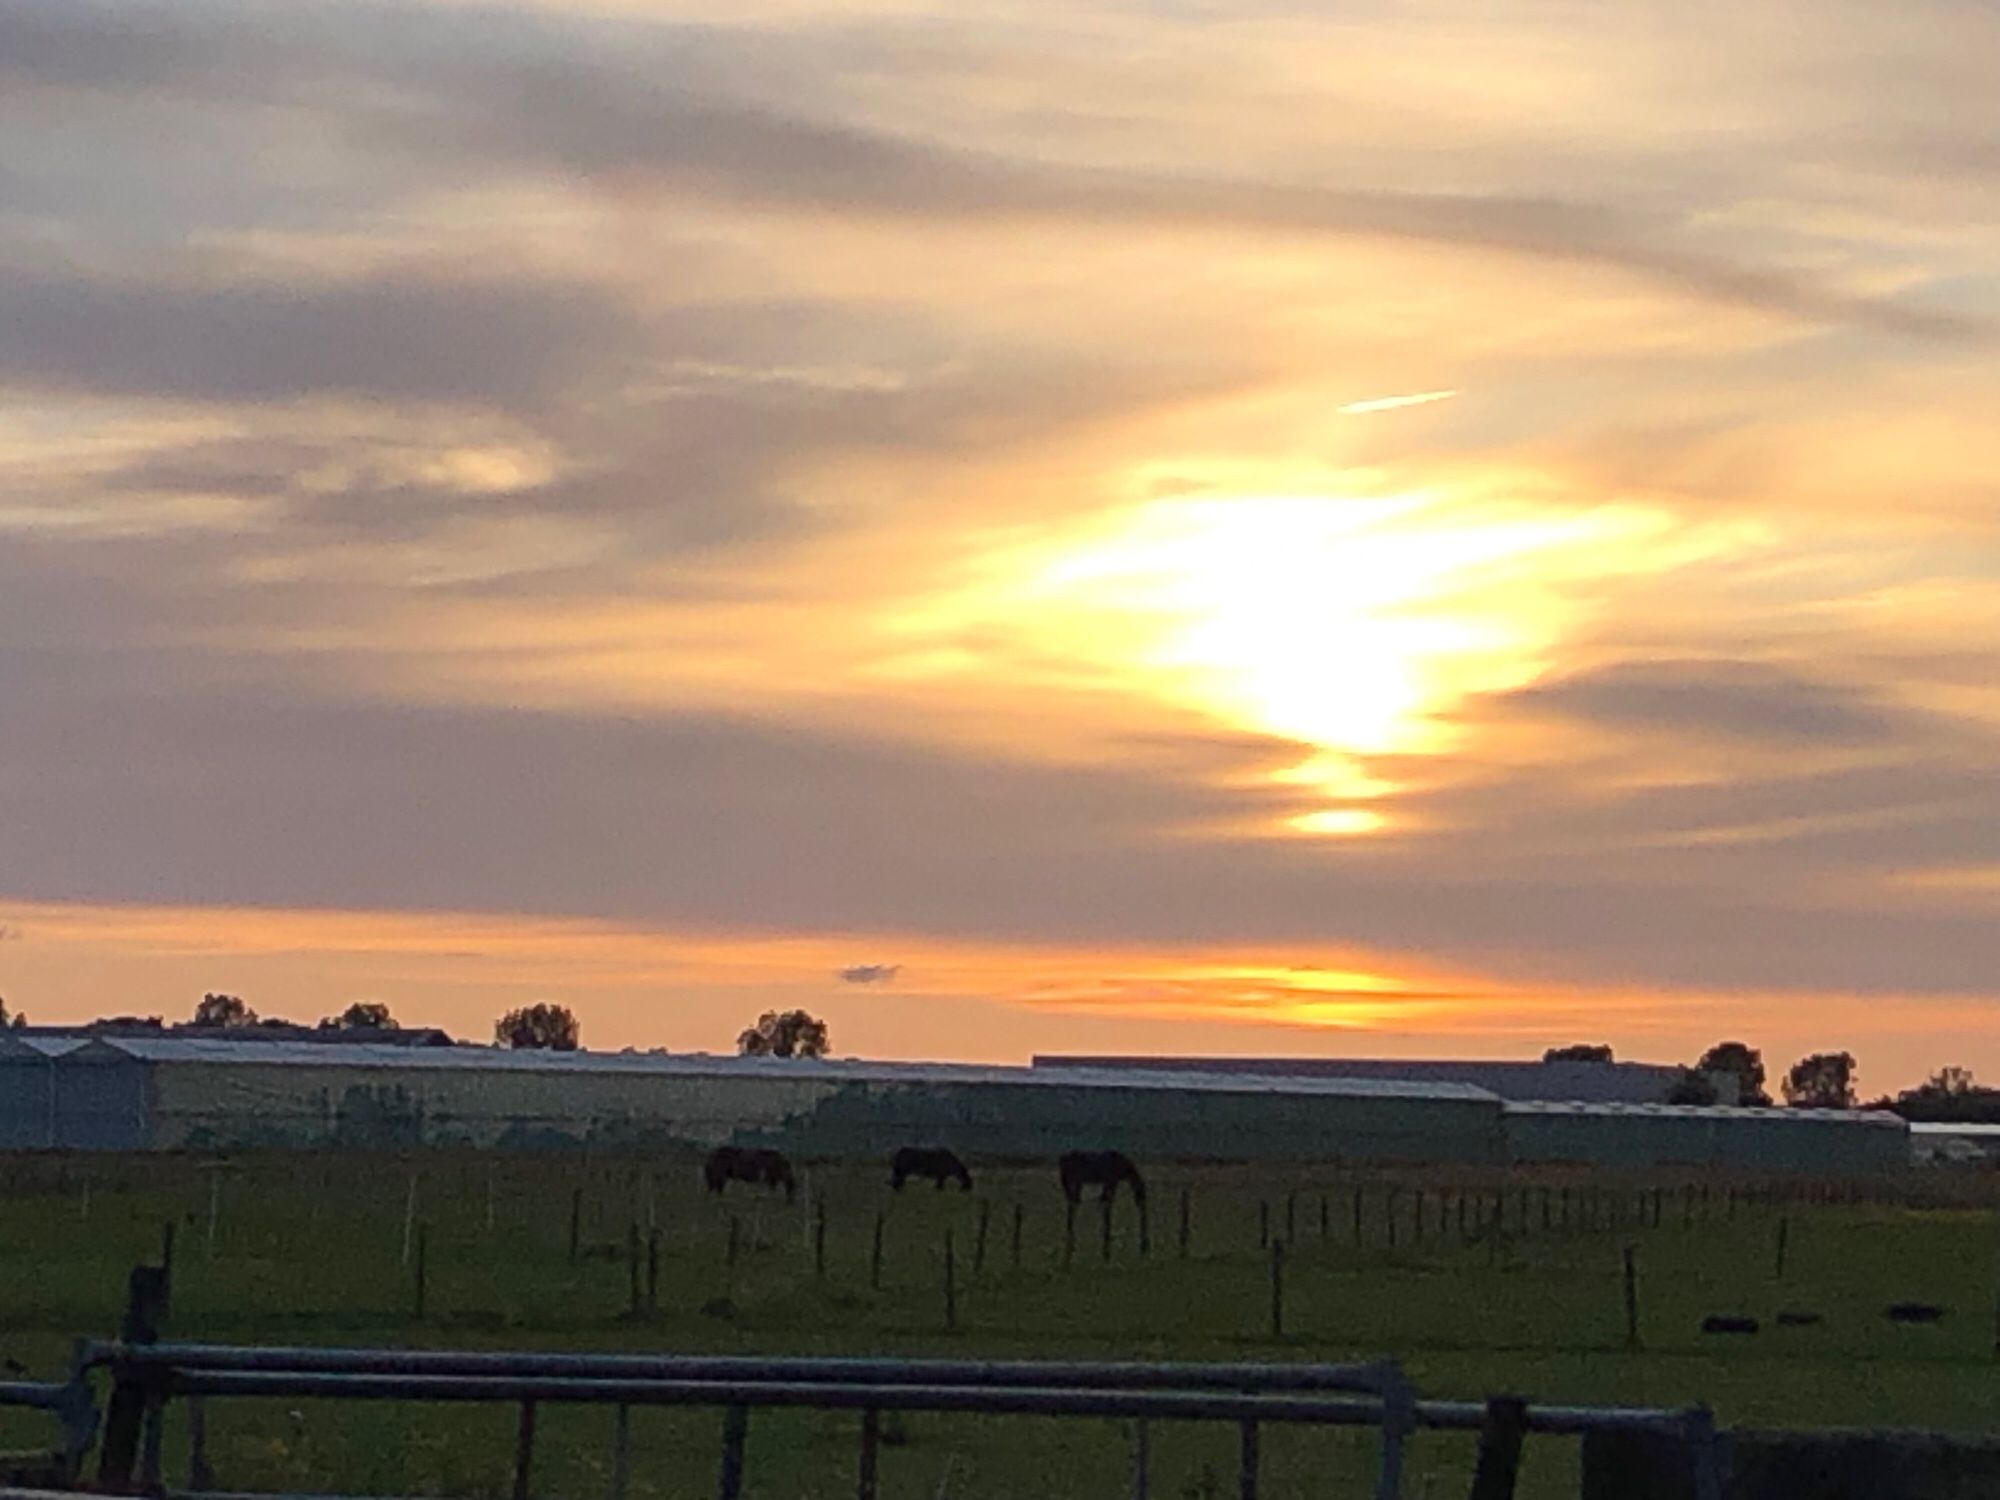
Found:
1033,1055 -> 1733,1105
1504,1106 -> 1908,1173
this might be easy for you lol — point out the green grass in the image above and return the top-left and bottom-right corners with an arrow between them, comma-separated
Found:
3,1152 -> 1997,1498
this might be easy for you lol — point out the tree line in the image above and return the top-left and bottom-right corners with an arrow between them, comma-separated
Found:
1544,1040 -> 1994,1119
0,990 -> 832,1060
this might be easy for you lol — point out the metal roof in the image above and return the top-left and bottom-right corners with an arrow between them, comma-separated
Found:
62,1037 -> 1501,1103
1909,1121 -> 2000,1136
1503,1099 -> 1905,1127
0,1034 -> 89,1058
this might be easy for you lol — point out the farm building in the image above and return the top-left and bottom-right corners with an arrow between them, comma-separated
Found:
31,1039 -> 1511,1162
0,1033 -> 88,1149
1908,1121 -> 2000,1165
1034,1054 -> 1736,1105
1501,1100 -> 1909,1173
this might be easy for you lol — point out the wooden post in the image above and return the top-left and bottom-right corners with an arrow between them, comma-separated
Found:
1178,1187 -> 1191,1260
1411,1188 -> 1424,1243
98,1264 -> 169,1489
402,1171 -> 419,1268
414,1224 -> 429,1320
206,1172 -> 222,1260
1101,1193 -> 1114,1263
1285,1191 -> 1296,1245
568,1187 -> 582,1264
870,1211 -> 885,1289
717,1406 -> 749,1500
1237,1419 -> 1260,1500
1258,1199 -> 1269,1250
1351,1186 -> 1363,1245
1318,1193 -> 1328,1243
627,1222 -> 641,1316
1268,1238 -> 1285,1339
486,1166 -> 497,1234
1468,1395 -> 1529,1500
187,1393 -> 213,1491
1385,1188 -> 1397,1250
159,1221 -> 176,1315
1064,1200 -> 1077,1267
1622,1245 -> 1639,1348
943,1228 -> 958,1331
727,1215 -> 741,1270
814,1201 -> 828,1279
1775,1216 -> 1789,1280
857,1409 -> 880,1500
1138,1196 -> 1150,1258
1457,1192 -> 1468,1240
512,1401 -> 537,1500
646,1229 -> 661,1312
1130,1418 -> 1151,1500
1011,1202 -> 1023,1270
611,1404 -> 631,1500
974,1198 -> 991,1274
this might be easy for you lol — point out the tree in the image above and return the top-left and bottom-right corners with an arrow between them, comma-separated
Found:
738,1009 -> 830,1059
321,1001 -> 398,1032
1923,1066 -> 1976,1098
193,992 -> 258,1028
1694,1041 -> 1770,1107
495,1003 -> 580,1051
0,995 -> 22,1029
1664,1067 -> 1720,1106
1543,1044 -> 1614,1063
1783,1051 -> 1857,1109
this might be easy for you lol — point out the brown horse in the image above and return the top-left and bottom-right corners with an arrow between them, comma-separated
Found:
1058,1150 -> 1145,1206
891,1146 -> 973,1191
704,1145 -> 797,1201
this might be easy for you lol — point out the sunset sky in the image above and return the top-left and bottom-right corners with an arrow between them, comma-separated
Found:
5,0 -> 2000,1091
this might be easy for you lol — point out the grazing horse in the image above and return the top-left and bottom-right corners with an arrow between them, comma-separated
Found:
1058,1150 -> 1146,1207
891,1146 -> 973,1192
704,1145 -> 797,1201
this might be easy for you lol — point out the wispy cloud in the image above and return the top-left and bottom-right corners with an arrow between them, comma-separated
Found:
1340,390 -> 1459,416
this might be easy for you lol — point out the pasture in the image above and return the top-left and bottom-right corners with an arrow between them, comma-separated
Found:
3,1150 -> 1996,1498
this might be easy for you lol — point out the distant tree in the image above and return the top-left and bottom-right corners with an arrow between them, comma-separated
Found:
193,992 -> 258,1028
1782,1051 -> 1858,1109
738,1009 -> 830,1059
1543,1044 -> 1614,1063
1695,1041 -> 1770,1107
321,1001 -> 398,1032
0,995 -> 23,1029
495,1003 -> 580,1051
1664,1067 -> 1720,1106
1923,1066 -> 1976,1098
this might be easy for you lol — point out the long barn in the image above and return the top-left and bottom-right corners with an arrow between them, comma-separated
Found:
1,1035 -> 1910,1172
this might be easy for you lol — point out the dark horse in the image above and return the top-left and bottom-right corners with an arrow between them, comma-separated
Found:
1058,1150 -> 1146,1206
704,1145 -> 797,1201
891,1146 -> 973,1192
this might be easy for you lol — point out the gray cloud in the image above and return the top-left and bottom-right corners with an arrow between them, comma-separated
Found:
838,964 -> 902,984
2,0 -> 1987,344
1508,659 -> 1920,746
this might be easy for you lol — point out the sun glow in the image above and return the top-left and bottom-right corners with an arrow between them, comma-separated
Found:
992,493 -> 1666,819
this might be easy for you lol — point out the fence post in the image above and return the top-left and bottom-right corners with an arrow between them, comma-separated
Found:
1286,1191 -> 1297,1245
717,1405 -> 749,1500
1138,1195 -> 1151,1258
569,1188 -> 583,1264
1179,1187 -> 1192,1260
626,1222 -> 641,1316
415,1223 -> 429,1320
857,1409 -> 881,1500
815,1201 -> 828,1280
186,1392 -> 214,1491
1774,1217 -> 1789,1280
1467,1395 -> 1529,1500
1623,1245 -> 1640,1348
98,1263 -> 169,1490
1319,1193 -> 1329,1244
727,1215 -> 741,1270
974,1198 -> 991,1274
512,1400 -> 537,1500
1012,1203 -> 1024,1270
944,1228 -> 958,1331
1131,1418 -> 1151,1500
1064,1200 -> 1077,1267
870,1211 -> 885,1289
1101,1195 -> 1114,1263
610,1404 -> 631,1500
1258,1200 -> 1269,1251
1238,1419 -> 1260,1500
1385,1189 -> 1397,1250
647,1229 -> 661,1312
1269,1238 -> 1286,1339
1352,1186 -> 1363,1246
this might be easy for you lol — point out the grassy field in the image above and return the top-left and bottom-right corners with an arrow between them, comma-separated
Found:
4,1151 -> 1998,1498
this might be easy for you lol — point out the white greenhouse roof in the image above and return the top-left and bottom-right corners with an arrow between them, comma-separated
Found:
63,1037 -> 1501,1104
0,1034 -> 90,1058
1504,1099 -> 1905,1127
1909,1121 -> 2000,1136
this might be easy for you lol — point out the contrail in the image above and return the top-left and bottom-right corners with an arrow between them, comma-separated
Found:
1339,389 -> 1458,415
